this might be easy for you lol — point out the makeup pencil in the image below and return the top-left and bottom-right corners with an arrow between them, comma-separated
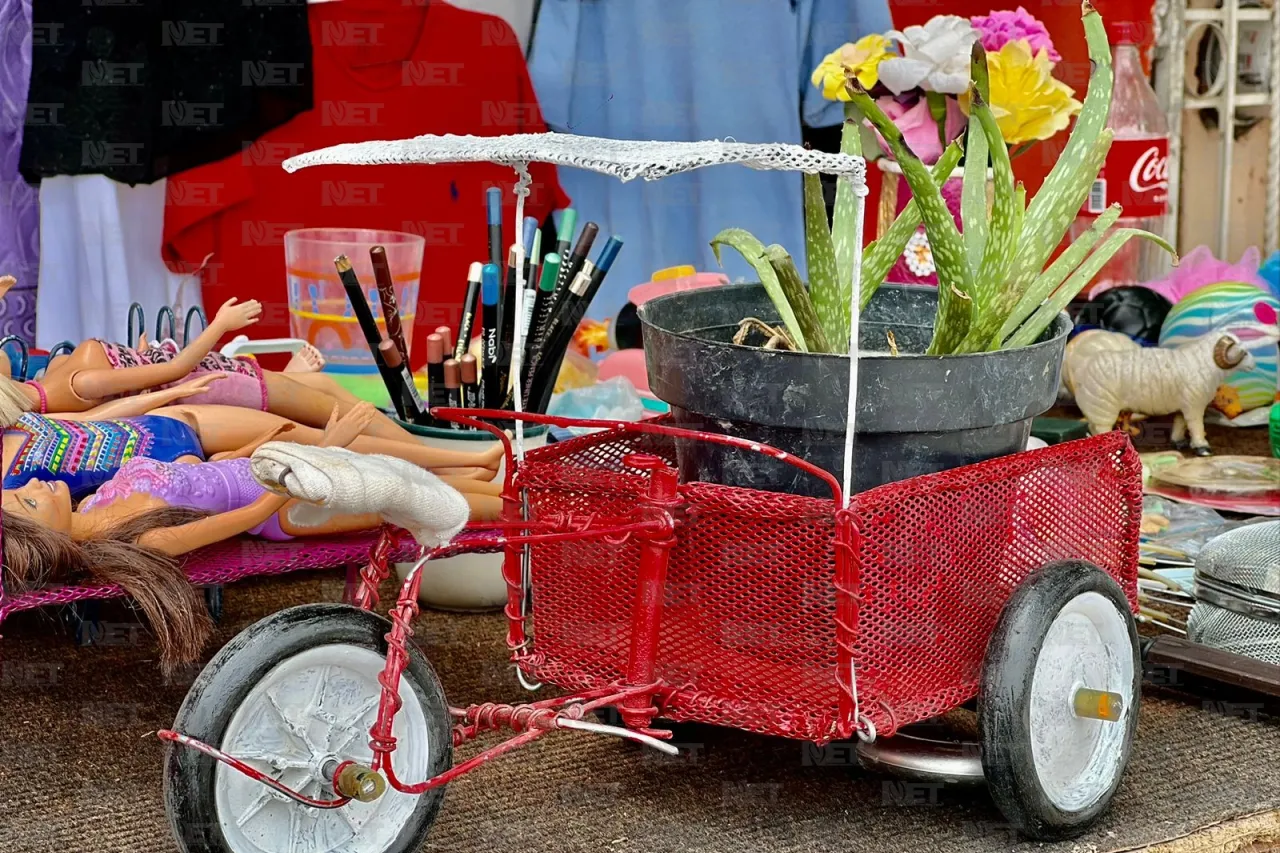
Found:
480,263 -> 502,410
554,208 -> 577,259
379,337 -> 428,424
528,236 -> 623,414
434,325 -> 453,357
455,261 -> 483,361
524,228 -> 543,298
443,358 -> 462,428
460,354 -> 480,409
335,254 -> 407,421
426,332 -> 448,411
498,243 -> 518,388
519,252 -> 561,399
369,246 -> 408,366
547,222 -> 598,330
485,187 -> 503,270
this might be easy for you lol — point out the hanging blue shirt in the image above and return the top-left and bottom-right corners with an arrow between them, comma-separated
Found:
528,0 -> 892,320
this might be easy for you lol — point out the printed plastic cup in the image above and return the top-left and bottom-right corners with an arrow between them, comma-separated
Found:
285,228 -> 424,403
392,420 -> 549,611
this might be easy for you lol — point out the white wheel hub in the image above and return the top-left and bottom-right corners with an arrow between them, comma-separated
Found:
1029,591 -> 1134,814
215,644 -> 431,853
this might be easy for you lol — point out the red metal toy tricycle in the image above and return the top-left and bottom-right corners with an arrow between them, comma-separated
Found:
158,133 -> 1143,851
160,406 -> 1142,851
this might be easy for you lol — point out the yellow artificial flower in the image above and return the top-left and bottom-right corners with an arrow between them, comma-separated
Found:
960,39 -> 1081,145
811,34 -> 894,101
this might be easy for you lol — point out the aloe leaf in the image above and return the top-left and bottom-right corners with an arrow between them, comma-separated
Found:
833,108 -> 863,298
711,228 -> 808,351
1004,228 -> 1178,349
999,204 -> 1122,342
961,44 -> 1018,351
1016,2 -> 1113,277
847,84 -> 974,353
860,141 -> 964,310
769,247 -> 833,353
961,115 -> 989,274
804,172 -> 845,350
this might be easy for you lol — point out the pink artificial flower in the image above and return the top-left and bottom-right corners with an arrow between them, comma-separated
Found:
873,95 -> 967,165
970,7 -> 1061,63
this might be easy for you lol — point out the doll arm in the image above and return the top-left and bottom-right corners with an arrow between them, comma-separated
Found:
63,375 -> 230,420
136,492 -> 292,556
209,423 -> 297,461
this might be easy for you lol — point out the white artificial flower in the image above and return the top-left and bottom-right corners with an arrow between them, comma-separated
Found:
878,16 -> 980,95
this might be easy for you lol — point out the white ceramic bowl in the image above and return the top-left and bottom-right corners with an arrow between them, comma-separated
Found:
392,419 -> 548,612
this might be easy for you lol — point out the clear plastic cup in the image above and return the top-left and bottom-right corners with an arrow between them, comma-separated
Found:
284,228 -> 425,376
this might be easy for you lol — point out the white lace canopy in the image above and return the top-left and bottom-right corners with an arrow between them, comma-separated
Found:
281,132 -> 867,183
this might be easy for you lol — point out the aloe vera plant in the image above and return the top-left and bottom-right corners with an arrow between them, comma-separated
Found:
711,1 -> 1176,356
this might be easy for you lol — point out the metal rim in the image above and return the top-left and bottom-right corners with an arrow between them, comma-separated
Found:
215,644 -> 430,853
1029,591 -> 1135,814
1195,574 -> 1280,623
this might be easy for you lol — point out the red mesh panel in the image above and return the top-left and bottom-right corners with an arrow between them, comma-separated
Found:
513,428 -> 1141,742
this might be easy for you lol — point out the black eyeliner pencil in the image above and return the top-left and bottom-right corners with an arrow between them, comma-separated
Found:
454,261 -> 483,361
498,243 -> 518,391
335,254 -> 409,421
546,222 -> 598,331
528,236 -> 622,413
518,252 -> 562,405
480,263 -> 503,410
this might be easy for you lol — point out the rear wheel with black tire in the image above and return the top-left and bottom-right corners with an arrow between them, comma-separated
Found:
980,561 -> 1140,841
164,603 -> 452,853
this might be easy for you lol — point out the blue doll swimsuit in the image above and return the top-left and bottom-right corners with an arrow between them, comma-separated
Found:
3,413 -> 205,500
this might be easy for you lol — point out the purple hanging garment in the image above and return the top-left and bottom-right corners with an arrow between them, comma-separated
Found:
0,0 -> 38,342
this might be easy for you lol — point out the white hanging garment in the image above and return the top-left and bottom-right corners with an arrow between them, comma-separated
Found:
37,175 -> 193,347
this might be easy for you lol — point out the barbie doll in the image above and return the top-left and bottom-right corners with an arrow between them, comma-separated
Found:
0,297 -> 431,448
0,379 -> 504,504
1,404 -> 493,671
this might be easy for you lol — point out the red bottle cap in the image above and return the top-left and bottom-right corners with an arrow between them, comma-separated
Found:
1099,0 -> 1149,46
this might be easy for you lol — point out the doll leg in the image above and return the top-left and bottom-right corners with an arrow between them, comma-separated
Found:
283,343 -> 326,374
277,371 -> 365,404
262,372 -> 430,446
153,406 -> 503,472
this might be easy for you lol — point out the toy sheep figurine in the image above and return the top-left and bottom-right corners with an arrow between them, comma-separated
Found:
1072,333 -> 1255,456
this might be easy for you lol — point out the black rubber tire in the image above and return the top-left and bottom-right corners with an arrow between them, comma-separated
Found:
164,603 -> 452,853
979,561 -> 1140,841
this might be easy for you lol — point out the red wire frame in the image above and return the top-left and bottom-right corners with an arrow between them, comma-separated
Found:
160,407 -> 866,805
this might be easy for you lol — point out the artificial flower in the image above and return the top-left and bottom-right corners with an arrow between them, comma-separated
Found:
878,16 -> 980,95
960,39 -> 1081,145
873,95 -> 967,164
970,7 -> 1061,63
904,229 -> 936,277
811,34 -> 895,100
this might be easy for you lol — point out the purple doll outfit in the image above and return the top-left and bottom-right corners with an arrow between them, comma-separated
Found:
79,457 -> 293,541
0,0 -> 39,341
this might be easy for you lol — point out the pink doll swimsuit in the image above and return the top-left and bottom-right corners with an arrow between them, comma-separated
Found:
97,339 -> 269,411
79,457 -> 292,540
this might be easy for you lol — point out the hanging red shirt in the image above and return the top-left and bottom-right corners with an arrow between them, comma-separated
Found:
163,0 -> 568,369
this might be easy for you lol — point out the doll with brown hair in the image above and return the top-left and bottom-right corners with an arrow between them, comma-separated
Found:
0,378 -> 505,514
1,403 -> 486,671
0,296 -> 445,450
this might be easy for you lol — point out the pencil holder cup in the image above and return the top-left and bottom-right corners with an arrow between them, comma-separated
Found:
392,419 -> 549,612
285,228 -> 424,404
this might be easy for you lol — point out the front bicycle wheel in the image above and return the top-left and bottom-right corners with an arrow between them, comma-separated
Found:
164,603 -> 452,853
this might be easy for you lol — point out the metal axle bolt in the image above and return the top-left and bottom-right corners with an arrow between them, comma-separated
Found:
1072,687 -> 1125,722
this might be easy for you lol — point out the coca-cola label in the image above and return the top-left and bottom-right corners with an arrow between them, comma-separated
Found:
1079,137 -> 1170,219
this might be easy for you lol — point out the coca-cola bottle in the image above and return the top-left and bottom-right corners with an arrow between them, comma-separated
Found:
1070,2 -> 1171,291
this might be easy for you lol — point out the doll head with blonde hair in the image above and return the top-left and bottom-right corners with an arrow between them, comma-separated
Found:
0,374 -> 33,427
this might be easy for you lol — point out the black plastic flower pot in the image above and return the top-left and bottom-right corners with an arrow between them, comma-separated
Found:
637,283 -> 1072,498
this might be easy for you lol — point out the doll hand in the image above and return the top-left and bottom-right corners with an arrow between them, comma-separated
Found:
320,402 -> 377,448
167,373 -> 226,400
213,297 -> 263,333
